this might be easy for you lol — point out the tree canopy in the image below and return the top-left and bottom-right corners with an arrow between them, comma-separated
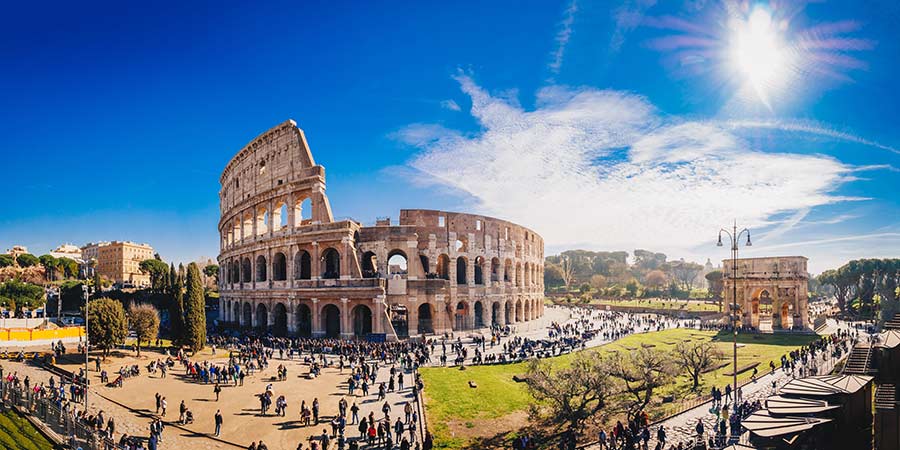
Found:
183,262 -> 206,352
15,253 -> 39,268
128,303 -> 160,357
87,297 -> 128,358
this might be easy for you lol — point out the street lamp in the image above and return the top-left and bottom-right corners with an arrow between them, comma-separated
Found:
717,221 -> 751,406
81,283 -> 92,410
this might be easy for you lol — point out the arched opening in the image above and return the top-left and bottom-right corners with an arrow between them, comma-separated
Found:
524,300 -> 531,321
474,257 -> 484,285
455,238 -> 467,252
361,251 -> 378,278
242,258 -> 251,283
275,202 -> 288,230
436,254 -> 450,280
390,305 -> 409,339
256,303 -> 268,331
455,301 -> 469,330
388,251 -> 408,276
456,257 -> 467,285
781,302 -> 791,330
231,261 -> 240,284
322,304 -> 341,338
242,213 -> 253,240
296,303 -> 312,337
352,305 -> 373,337
322,248 -> 340,279
491,257 -> 500,282
242,302 -> 252,327
516,299 -> 523,322
504,259 -> 512,282
505,301 -> 512,324
273,303 -> 288,336
294,198 -> 312,227
232,301 -> 240,324
524,263 -> 531,287
294,251 -> 312,280
256,206 -> 269,236
492,302 -> 501,327
273,252 -> 287,281
419,255 -> 430,275
417,303 -> 434,334
516,263 -> 523,287
255,255 -> 267,282
474,301 -> 484,328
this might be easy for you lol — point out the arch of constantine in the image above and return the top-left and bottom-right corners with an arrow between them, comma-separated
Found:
217,120 -> 545,340
722,256 -> 810,331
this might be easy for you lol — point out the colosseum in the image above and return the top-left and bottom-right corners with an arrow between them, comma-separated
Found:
217,120 -> 545,340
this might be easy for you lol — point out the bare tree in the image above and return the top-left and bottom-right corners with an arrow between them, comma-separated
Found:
674,340 -> 723,389
608,348 -> 678,420
525,351 -> 615,435
128,303 -> 160,357
560,256 -> 576,291
669,261 -> 704,291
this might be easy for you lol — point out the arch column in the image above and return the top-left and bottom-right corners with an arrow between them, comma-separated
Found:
341,298 -> 352,339
374,296 -> 386,334
311,298 -> 323,337
312,242 -> 321,280
250,301 -> 257,328
287,299 -> 297,333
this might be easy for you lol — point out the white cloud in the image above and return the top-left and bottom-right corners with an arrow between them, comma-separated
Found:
548,0 -> 578,75
440,99 -> 461,111
400,76 -> 868,260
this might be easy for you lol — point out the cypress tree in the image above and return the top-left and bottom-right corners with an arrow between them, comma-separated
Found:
168,264 -> 185,344
183,262 -> 206,352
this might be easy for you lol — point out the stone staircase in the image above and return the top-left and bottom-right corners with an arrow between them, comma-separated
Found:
842,343 -> 875,375
885,313 -> 900,330
875,384 -> 897,410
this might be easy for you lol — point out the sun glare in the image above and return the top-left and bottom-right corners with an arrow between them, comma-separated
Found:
729,6 -> 789,106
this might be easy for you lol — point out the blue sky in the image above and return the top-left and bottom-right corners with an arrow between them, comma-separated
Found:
2,0 -> 898,273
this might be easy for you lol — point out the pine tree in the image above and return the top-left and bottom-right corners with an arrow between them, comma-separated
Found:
168,264 -> 185,344
183,262 -> 206,352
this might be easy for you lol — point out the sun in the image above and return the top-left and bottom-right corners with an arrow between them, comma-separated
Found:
729,6 -> 790,107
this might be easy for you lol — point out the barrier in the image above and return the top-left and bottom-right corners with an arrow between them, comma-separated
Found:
0,326 -> 84,342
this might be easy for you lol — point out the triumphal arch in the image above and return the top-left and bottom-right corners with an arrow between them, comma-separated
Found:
722,256 -> 809,331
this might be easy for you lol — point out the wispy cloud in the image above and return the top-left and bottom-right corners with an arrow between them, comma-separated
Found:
548,0 -> 578,75
440,99 -> 461,111
396,76 -> 877,260
721,119 -> 900,156
610,0 -> 657,53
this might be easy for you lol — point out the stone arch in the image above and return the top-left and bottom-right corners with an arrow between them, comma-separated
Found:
455,301 -> 469,330
491,302 -> 501,326
273,303 -> 288,336
294,197 -> 313,227
294,250 -> 312,280
387,250 -> 408,276
505,300 -> 513,323
419,254 -> 430,275
491,257 -> 500,282
231,260 -> 240,283
256,255 -> 267,282
272,252 -> 287,281
436,254 -> 450,280
321,248 -> 340,279
256,205 -> 269,236
456,256 -> 468,285
474,301 -> 485,328
352,304 -> 373,337
524,299 -> 531,321
256,303 -> 268,331
504,259 -> 512,282
515,299 -> 523,322
322,303 -> 341,338
516,263 -> 523,287
273,200 -> 288,231
524,262 -> 531,287
361,251 -> 378,278
232,301 -> 240,324
241,258 -> 252,283
242,212 -> 253,240
417,303 -> 434,334
296,303 -> 312,337
242,302 -> 252,326
474,257 -> 485,285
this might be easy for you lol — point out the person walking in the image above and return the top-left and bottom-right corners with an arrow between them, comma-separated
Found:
214,383 -> 222,401
215,409 -> 223,437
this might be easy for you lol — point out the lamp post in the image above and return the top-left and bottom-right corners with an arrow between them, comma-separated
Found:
81,283 -> 92,410
718,221 -> 751,406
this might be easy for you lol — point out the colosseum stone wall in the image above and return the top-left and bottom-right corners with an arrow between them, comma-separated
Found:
218,120 -> 545,340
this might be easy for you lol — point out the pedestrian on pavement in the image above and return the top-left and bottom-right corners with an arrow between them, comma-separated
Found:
215,409 -> 223,437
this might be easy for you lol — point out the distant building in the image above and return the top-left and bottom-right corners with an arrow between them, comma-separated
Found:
82,241 -> 154,287
49,243 -> 83,261
6,245 -> 29,261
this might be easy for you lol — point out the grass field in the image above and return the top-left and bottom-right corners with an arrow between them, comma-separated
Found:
590,298 -> 721,312
420,328 -> 817,449
0,409 -> 54,450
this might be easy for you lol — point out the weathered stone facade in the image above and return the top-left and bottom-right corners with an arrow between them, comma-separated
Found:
217,120 -> 545,340
722,256 -> 809,331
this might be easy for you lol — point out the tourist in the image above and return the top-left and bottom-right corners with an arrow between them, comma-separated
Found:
214,382 -> 222,401
350,401 -> 359,424
320,429 -> 330,450
215,409 -> 223,437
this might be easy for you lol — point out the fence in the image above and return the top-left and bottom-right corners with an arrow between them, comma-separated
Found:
0,378 -> 112,450
0,326 -> 85,342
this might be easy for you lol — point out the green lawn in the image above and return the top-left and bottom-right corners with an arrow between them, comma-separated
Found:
0,409 -> 54,450
590,298 -> 722,312
420,328 -> 817,449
